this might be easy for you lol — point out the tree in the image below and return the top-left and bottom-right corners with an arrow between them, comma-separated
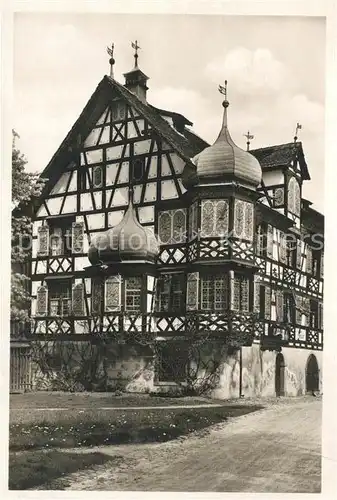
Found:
11,130 -> 45,324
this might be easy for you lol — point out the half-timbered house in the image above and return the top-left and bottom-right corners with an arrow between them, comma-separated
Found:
27,46 -> 324,397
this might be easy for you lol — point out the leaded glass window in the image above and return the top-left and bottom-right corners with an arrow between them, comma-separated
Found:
288,177 -> 301,216
72,283 -> 84,316
158,209 -> 186,245
232,275 -> 250,312
234,200 -> 254,241
201,275 -> 228,311
274,187 -> 284,207
48,280 -> 71,316
200,200 -> 229,238
91,278 -> 102,315
105,276 -> 121,312
186,272 -> 199,311
72,222 -> 84,254
93,166 -> 103,188
36,285 -> 48,316
188,201 -> 198,241
125,277 -> 142,312
157,274 -> 184,312
37,225 -> 49,256
50,228 -> 63,256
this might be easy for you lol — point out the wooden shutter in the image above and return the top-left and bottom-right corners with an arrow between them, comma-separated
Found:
105,276 -> 122,312
320,251 -> 324,278
275,290 -> 284,322
186,272 -> 199,311
296,240 -> 302,269
72,222 -> 84,254
295,294 -> 302,324
264,286 -> 271,320
280,232 -> 287,264
72,282 -> 84,316
306,246 -> 313,274
318,302 -> 324,329
267,225 -> 273,258
91,278 -> 102,315
36,284 -> 48,316
37,225 -> 49,256
302,297 -> 310,327
253,276 -> 260,314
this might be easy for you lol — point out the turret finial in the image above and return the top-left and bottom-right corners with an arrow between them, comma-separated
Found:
107,43 -> 115,78
131,40 -> 141,68
294,122 -> 302,143
244,130 -> 254,151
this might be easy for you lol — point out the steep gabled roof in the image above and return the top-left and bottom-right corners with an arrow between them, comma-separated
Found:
250,142 -> 310,181
39,75 -> 208,195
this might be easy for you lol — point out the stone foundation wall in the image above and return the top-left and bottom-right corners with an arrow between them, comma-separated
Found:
29,339 -> 322,398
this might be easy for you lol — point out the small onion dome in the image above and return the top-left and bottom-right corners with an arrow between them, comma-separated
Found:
183,100 -> 262,189
88,204 -> 159,265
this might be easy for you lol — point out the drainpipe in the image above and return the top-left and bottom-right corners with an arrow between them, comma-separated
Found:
239,347 -> 243,398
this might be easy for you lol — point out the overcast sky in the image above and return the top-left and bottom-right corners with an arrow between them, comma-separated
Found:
13,13 -> 325,212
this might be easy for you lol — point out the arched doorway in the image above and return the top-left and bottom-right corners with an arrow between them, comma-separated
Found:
275,353 -> 285,397
306,354 -> 319,393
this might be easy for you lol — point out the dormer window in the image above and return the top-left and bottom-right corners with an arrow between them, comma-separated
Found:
132,157 -> 145,181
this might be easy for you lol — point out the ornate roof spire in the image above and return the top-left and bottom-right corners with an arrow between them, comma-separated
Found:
106,43 -> 115,79
294,122 -> 302,143
218,80 -> 229,127
244,130 -> 254,151
131,40 -> 140,68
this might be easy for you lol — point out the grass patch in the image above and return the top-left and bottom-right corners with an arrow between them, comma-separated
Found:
10,405 -> 262,451
10,392 -> 215,411
9,450 -> 122,490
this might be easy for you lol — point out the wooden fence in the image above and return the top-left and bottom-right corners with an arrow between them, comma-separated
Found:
10,320 -> 32,392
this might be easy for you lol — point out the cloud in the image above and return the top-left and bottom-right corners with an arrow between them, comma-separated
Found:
205,47 -> 294,96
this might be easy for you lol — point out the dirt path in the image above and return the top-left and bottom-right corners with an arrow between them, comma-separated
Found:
47,397 -> 322,492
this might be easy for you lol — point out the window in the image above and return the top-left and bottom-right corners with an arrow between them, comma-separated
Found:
48,280 -> 72,316
132,157 -> 145,181
93,166 -> 103,188
200,200 -> 229,238
158,209 -> 187,245
105,276 -> 121,312
156,343 -> 188,382
288,177 -> 301,216
201,275 -> 228,311
111,101 -> 126,121
312,249 -> 321,278
188,201 -> 198,241
258,285 -> 271,320
256,225 -> 266,256
125,277 -> 142,312
284,293 -> 296,324
233,275 -> 250,312
48,218 -> 75,256
186,272 -> 199,311
310,300 -> 319,329
286,236 -> 297,268
158,274 -> 184,312
234,200 -> 254,241
91,277 -> 103,315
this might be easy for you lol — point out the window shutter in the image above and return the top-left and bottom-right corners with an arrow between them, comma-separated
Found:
264,286 -> 271,320
253,276 -> 260,314
244,202 -> 254,241
306,246 -> 313,274
72,222 -> 84,254
37,225 -> 49,256
234,200 -> 245,238
296,240 -> 302,269
302,297 -> 310,326
318,302 -> 323,329
50,228 -> 63,256
280,232 -> 287,264
267,225 -> 273,258
172,209 -> 186,243
36,284 -> 48,316
216,200 -> 229,237
158,212 -> 172,245
295,294 -> 302,324
320,251 -> 324,278
275,290 -> 284,322
72,282 -> 85,316
201,200 -> 215,237
105,276 -> 122,312
91,278 -> 102,315
186,272 -> 199,310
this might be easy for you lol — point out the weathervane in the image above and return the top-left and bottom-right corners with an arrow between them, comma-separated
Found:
218,80 -> 228,101
106,43 -> 115,78
131,40 -> 140,68
294,122 -> 302,142
244,130 -> 254,151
